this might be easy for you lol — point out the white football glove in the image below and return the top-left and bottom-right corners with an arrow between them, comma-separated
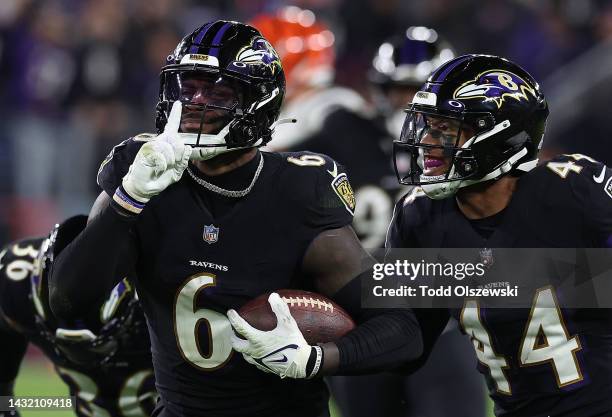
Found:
121,101 -> 192,204
227,293 -> 322,379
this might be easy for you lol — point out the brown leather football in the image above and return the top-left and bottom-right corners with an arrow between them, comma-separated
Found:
238,289 -> 355,344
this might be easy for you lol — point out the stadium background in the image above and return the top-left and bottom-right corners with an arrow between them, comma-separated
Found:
1,0 -> 611,415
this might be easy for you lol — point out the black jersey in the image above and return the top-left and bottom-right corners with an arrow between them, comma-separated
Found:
292,109 -> 407,248
97,137 -> 354,417
387,155 -> 612,417
0,237 -> 156,417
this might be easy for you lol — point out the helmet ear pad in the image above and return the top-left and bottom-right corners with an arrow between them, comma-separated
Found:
454,153 -> 478,177
226,113 -> 271,148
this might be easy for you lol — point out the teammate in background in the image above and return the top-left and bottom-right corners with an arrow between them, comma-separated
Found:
293,26 -> 454,248
388,54 -> 612,416
49,21 -> 424,417
292,28 -> 485,417
250,6 -> 369,151
0,216 -> 155,417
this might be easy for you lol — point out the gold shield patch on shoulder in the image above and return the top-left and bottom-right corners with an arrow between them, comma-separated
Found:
331,173 -> 356,215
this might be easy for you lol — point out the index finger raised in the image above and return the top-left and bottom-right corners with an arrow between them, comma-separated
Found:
164,100 -> 183,134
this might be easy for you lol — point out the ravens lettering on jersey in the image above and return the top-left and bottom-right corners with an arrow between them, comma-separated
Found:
96,132 -> 354,417
387,154 -> 612,417
0,221 -> 156,417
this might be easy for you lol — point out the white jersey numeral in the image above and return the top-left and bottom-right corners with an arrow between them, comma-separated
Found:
460,287 -> 583,395
174,273 -> 234,370
287,154 -> 326,167
461,300 -> 511,394
546,161 -> 582,178
546,153 -> 597,178
519,287 -> 582,386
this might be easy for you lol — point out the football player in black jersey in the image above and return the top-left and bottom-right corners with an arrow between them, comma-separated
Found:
292,29 -> 485,417
49,21 -> 423,417
0,216 -> 155,417
388,54 -> 612,416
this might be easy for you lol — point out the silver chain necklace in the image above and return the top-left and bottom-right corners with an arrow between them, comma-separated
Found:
186,154 -> 264,198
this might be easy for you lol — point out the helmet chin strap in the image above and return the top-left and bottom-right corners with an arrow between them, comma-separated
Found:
179,122 -> 234,161
183,118 -> 297,161
56,328 -> 97,341
421,165 -> 460,200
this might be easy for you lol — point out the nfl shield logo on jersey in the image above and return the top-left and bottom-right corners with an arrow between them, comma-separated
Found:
479,247 -> 494,268
203,225 -> 220,244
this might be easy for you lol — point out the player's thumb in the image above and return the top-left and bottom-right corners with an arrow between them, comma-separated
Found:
268,293 -> 293,327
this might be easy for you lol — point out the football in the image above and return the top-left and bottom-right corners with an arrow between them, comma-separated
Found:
238,289 -> 356,344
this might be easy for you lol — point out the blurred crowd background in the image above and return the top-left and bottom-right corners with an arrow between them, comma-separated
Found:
1,0 -> 612,245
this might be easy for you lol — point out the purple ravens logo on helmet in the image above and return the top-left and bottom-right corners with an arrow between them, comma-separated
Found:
236,37 -> 282,71
453,69 -> 537,109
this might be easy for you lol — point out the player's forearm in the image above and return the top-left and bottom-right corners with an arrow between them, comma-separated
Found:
317,270 -> 425,375
318,308 -> 423,375
49,203 -> 135,319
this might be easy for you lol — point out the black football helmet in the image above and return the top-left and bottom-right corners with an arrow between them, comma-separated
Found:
156,20 -> 287,160
369,26 -> 455,89
32,216 -> 144,368
393,54 -> 549,199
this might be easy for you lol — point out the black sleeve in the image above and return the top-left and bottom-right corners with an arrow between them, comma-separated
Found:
49,199 -> 138,320
328,270 -> 424,375
391,308 -> 450,374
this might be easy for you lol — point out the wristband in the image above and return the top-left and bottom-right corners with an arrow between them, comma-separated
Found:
306,345 -> 324,379
112,185 -> 146,215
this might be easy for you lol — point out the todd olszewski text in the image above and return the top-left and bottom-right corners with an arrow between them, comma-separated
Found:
373,285 -> 519,298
